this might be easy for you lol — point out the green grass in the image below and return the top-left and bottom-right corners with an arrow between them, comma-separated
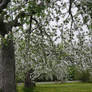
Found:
17,82 -> 92,92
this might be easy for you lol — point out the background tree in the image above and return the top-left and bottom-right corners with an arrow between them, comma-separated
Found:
15,0 -> 92,84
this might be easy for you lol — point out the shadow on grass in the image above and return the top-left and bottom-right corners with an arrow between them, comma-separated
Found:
0,89 -> 2,92
23,87 -> 34,92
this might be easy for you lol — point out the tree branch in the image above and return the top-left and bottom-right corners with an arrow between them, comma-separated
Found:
10,12 -> 33,27
0,0 -> 10,11
69,0 -> 74,22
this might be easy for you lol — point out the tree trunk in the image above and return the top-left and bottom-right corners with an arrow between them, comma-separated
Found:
0,48 -> 3,91
0,23 -> 16,92
24,69 -> 35,88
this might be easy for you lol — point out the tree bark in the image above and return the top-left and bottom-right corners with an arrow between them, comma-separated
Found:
0,23 -> 16,92
0,48 -> 3,90
0,0 -> 16,92
24,69 -> 35,88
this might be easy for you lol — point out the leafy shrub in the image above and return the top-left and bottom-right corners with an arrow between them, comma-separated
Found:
74,69 -> 92,83
80,70 -> 90,82
16,76 -> 24,83
74,70 -> 82,80
67,66 -> 76,81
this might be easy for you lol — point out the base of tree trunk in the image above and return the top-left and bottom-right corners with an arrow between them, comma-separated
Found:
24,81 -> 35,88
24,70 -> 36,88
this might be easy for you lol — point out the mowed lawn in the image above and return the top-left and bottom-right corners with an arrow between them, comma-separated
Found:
17,82 -> 92,92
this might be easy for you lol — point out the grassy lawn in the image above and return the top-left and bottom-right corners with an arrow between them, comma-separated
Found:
17,82 -> 92,92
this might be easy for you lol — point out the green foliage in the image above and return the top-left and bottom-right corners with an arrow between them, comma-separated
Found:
16,76 -> 24,83
68,67 -> 92,83
88,23 -> 92,30
28,1 -> 46,16
0,32 -> 13,46
68,66 -> 76,81
74,70 -> 81,80
80,70 -> 91,82
74,69 -> 92,83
